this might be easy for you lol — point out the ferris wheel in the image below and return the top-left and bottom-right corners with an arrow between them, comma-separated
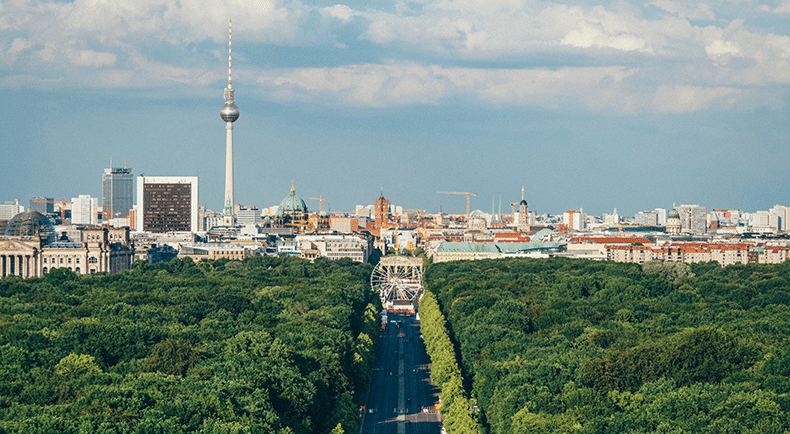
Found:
370,256 -> 424,304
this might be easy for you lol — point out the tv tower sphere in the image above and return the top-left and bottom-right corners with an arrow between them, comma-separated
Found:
220,97 -> 239,123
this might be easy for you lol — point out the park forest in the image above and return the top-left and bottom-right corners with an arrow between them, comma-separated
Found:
0,256 -> 380,434
2,254 -> 790,434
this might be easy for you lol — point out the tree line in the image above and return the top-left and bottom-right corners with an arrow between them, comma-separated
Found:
424,258 -> 790,433
0,255 -> 381,434
419,291 -> 478,434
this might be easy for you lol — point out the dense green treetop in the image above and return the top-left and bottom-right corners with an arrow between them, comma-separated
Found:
0,255 -> 380,434
424,258 -> 790,434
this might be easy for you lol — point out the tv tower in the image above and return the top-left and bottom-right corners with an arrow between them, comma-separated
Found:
220,19 -> 240,225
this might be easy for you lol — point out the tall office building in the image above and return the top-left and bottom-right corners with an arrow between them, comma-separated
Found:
220,19 -> 240,225
135,176 -> 199,233
102,167 -> 134,218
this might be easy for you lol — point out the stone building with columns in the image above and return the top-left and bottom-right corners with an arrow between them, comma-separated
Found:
0,211 -> 134,279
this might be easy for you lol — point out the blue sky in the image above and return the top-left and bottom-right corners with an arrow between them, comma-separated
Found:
1,0 -> 789,217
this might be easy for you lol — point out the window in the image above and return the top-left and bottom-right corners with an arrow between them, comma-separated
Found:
68,258 -> 72,263
75,267 -> 80,273
43,267 -> 48,273
60,258 -> 63,263
76,258 -> 80,264
89,257 -> 98,264
43,258 -> 47,263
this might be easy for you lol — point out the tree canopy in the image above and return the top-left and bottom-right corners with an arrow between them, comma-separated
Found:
424,258 -> 790,434
0,255 -> 380,434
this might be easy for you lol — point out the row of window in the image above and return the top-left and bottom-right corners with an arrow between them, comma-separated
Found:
42,267 -> 97,274
42,257 -> 99,264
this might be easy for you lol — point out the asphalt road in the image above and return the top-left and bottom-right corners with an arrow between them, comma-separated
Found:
361,312 -> 443,434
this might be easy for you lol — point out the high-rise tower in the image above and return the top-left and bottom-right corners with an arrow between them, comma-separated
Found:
102,165 -> 133,219
220,19 -> 240,225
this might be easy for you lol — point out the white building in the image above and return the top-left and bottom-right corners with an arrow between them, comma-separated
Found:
0,200 -> 24,220
236,206 -> 260,225
296,234 -> 370,263
770,205 -> 789,232
71,195 -> 99,225
654,208 -> 668,226
564,210 -> 587,231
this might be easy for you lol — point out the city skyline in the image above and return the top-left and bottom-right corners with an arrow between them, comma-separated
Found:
2,1 -> 789,217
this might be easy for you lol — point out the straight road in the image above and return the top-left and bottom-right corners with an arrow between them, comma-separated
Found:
361,312 -> 443,434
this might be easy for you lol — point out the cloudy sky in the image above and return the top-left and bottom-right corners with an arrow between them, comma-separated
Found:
1,0 -> 789,217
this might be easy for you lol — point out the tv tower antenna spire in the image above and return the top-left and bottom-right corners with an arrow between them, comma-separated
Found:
220,19 -> 240,225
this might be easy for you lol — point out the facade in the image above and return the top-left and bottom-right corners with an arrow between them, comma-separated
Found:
759,246 -> 790,264
296,234 -> 370,263
1,214 -> 133,278
102,167 -> 134,218
71,195 -> 99,225
236,206 -> 260,225
606,242 -> 753,267
676,204 -> 707,234
135,176 -> 199,233
330,217 -> 360,233
0,200 -> 24,220
636,211 -> 658,226
432,240 -> 564,263
178,243 -> 255,261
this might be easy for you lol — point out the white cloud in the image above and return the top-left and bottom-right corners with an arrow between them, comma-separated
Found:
768,0 -> 790,14
67,49 -> 117,68
561,19 -> 651,52
324,5 -> 356,23
255,62 -> 645,110
704,39 -> 741,64
1,0 -> 788,113
652,84 -> 739,113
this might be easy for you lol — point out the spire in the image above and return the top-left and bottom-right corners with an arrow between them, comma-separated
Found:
521,185 -> 525,201
228,19 -> 232,90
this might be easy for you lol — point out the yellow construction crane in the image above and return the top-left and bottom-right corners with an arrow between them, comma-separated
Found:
308,195 -> 327,214
437,191 -> 477,215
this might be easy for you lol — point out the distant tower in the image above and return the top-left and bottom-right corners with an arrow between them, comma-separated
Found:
517,186 -> 530,233
375,189 -> 390,229
220,19 -> 240,225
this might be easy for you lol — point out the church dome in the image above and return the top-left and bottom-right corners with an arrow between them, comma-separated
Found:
4,211 -> 55,244
520,199 -> 528,206
277,184 -> 308,216
668,209 -> 680,219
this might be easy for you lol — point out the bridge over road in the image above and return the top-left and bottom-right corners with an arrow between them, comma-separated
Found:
360,311 -> 443,434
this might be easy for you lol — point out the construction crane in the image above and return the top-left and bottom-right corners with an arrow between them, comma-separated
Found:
73,209 -> 121,227
308,195 -> 327,214
437,192 -> 477,215
31,197 -> 72,223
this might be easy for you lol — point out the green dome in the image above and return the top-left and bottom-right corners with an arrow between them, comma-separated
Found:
668,209 -> 680,219
4,211 -> 55,244
277,184 -> 308,216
